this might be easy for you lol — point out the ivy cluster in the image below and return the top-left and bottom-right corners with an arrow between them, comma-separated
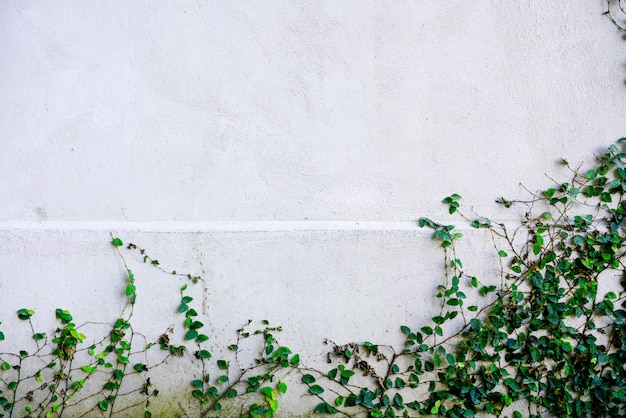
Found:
0,240 -> 298,418
301,141 -> 626,417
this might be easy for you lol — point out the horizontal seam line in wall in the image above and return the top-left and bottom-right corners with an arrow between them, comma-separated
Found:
0,220 -> 523,232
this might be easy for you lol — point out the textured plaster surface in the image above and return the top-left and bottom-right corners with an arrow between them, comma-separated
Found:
1,1 -> 625,221
1,1 -> 626,415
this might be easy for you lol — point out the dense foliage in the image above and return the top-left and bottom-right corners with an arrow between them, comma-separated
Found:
302,141 -> 626,417
0,242 -> 299,418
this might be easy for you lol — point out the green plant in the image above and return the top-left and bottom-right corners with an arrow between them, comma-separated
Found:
298,141 -> 626,417
0,239 -> 298,418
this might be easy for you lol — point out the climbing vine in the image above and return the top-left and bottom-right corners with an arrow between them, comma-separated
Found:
297,140 -> 626,417
605,0 -> 626,32
0,239 -> 299,418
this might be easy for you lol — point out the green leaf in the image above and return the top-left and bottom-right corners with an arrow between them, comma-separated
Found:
498,250 -> 508,257
499,197 -> 512,208
341,369 -> 355,378
504,378 -> 520,391
302,374 -> 316,384
17,308 -> 35,320
479,285 -> 496,296
125,284 -> 136,297
313,403 -> 325,413
111,238 -> 123,247
134,363 -> 148,372
418,217 -> 439,228
470,318 -> 482,332
309,385 -> 324,395
98,400 -> 108,411
198,350 -> 211,359
446,354 -> 456,366
259,386 -> 272,398
278,381 -> 287,394
81,365 -> 97,373
315,402 -> 339,414
195,334 -> 209,343
189,320 -> 204,330
430,399 -> 441,414
290,354 -> 300,366
103,381 -> 118,391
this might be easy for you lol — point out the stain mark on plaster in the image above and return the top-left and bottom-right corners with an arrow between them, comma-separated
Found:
36,207 -> 48,220
202,285 -> 210,317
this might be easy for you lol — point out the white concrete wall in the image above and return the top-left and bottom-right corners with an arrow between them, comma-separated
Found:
1,1 -> 626,416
